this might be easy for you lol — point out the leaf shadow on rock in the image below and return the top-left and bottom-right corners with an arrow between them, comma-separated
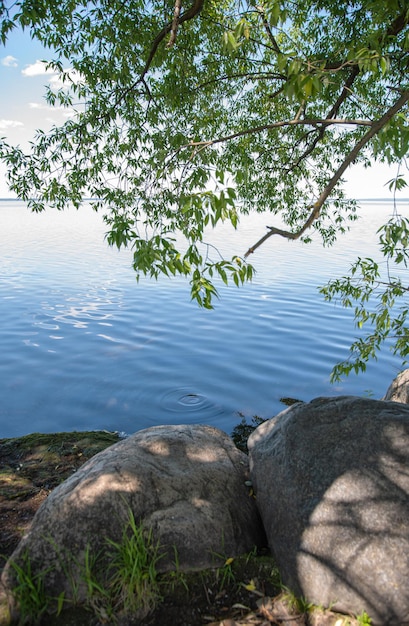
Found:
248,396 -> 409,624
2,424 -> 267,621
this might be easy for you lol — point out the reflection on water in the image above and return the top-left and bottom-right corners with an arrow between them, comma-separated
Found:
34,298 -> 114,330
0,199 -> 407,438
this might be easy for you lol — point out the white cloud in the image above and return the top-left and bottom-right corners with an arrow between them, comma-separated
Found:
0,119 -> 24,130
28,101 -> 76,119
49,69 -> 84,88
1,55 -> 18,67
28,102 -> 59,110
22,60 -> 55,77
22,61 -> 84,90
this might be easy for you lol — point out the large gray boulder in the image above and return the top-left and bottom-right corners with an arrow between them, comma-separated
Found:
383,369 -> 409,403
248,396 -> 409,625
2,424 -> 264,614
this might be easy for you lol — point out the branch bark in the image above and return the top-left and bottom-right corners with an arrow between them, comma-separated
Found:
257,6 -> 281,54
114,0 -> 204,108
140,0 -> 205,81
167,0 -> 182,48
244,89 -> 409,258
188,117 -> 373,149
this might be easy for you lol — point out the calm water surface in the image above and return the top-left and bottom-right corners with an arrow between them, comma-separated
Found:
0,199 -> 407,438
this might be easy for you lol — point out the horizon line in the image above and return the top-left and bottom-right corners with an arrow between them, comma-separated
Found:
1,197 -> 408,203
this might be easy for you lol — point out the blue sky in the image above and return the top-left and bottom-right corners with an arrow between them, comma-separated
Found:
1,29 -> 70,138
0,27 -> 81,197
0,28 -> 404,199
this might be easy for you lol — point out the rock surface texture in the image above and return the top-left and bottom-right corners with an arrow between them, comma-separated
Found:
383,368 -> 409,403
248,396 -> 409,625
2,424 -> 264,610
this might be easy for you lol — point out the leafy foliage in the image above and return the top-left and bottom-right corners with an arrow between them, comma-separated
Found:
321,211 -> 409,380
1,0 -> 409,374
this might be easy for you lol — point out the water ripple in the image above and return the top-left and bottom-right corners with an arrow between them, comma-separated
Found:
159,388 -> 225,416
0,200 -> 405,437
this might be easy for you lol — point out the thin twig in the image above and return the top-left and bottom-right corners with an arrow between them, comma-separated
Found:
287,66 -> 360,172
256,6 -> 281,54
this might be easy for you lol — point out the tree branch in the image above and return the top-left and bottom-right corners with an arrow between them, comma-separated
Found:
188,117 -> 373,149
167,0 -> 182,48
285,66 -> 360,173
112,0 -> 204,109
197,70 -> 286,90
244,89 -> 409,257
299,9 -> 409,74
140,0 -> 205,81
256,6 -> 281,54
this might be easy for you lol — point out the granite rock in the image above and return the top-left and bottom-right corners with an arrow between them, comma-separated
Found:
248,396 -> 409,625
383,369 -> 409,403
2,424 -> 265,616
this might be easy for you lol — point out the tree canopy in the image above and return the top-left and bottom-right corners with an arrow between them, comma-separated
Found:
1,0 -> 409,378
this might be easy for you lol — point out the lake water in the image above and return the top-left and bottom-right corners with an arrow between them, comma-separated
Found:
0,199 -> 407,439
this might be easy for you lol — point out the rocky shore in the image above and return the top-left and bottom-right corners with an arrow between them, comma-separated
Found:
1,370 -> 409,625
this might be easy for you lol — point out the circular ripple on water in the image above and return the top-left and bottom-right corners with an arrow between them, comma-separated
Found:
159,387 -> 225,418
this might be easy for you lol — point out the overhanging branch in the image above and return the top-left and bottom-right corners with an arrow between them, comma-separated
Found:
189,117 -> 373,149
244,90 -> 409,258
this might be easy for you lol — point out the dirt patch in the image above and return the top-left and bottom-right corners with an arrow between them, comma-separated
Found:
0,430 -> 120,566
0,431 -> 359,626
